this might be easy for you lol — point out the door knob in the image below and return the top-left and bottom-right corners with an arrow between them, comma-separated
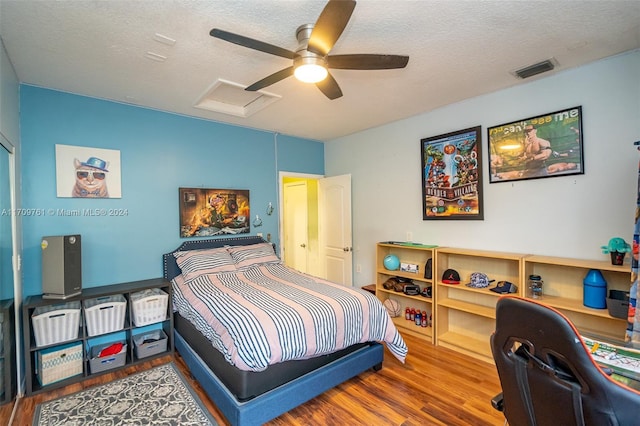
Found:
300,243 -> 306,248
343,247 -> 352,252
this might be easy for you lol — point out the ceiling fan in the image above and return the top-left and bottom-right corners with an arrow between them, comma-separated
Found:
210,0 -> 409,100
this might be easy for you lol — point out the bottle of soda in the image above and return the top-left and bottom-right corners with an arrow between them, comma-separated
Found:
415,310 -> 421,326
421,311 -> 428,327
410,308 -> 416,321
405,307 -> 411,320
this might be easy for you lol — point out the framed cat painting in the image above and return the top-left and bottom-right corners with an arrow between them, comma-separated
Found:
55,144 -> 122,198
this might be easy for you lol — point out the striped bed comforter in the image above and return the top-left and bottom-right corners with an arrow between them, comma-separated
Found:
172,263 -> 408,372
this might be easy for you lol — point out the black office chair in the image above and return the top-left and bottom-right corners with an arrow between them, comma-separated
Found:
490,296 -> 640,426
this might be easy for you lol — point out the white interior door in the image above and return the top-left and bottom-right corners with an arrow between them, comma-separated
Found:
318,174 -> 352,286
283,181 -> 308,273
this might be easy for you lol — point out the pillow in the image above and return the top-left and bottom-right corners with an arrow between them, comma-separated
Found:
227,242 -> 281,269
173,247 -> 237,280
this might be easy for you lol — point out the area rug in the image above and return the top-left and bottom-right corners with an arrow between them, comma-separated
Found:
33,362 -> 217,425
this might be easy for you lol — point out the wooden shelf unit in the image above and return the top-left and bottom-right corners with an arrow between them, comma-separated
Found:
522,255 -> 630,342
375,243 -> 436,342
434,248 -> 525,363
375,243 -> 632,365
22,278 -> 174,396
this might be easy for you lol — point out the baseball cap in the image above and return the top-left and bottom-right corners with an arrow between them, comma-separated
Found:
441,268 -> 460,284
421,285 -> 433,298
490,281 -> 518,294
466,272 -> 495,289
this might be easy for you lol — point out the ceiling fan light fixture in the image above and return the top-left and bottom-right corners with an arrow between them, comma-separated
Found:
294,53 -> 328,83
294,63 -> 328,83
210,1 -> 407,99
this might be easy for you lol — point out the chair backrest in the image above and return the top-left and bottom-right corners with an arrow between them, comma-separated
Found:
491,296 -> 640,426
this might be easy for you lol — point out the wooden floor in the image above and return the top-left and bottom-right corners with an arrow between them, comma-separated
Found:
5,332 -> 505,425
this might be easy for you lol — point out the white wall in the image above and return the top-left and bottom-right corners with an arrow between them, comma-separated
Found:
325,51 -> 640,287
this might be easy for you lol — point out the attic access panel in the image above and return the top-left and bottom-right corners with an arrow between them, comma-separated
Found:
194,79 -> 281,118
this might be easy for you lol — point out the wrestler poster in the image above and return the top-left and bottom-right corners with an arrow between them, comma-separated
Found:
420,126 -> 484,220
488,106 -> 584,183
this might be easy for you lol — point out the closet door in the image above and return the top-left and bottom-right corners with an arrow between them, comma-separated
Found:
0,141 -> 16,404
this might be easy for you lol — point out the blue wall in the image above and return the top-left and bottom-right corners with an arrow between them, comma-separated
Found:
19,86 -> 324,297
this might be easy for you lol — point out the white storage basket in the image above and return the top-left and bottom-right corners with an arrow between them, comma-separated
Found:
84,295 -> 127,337
130,288 -> 168,327
32,302 -> 81,347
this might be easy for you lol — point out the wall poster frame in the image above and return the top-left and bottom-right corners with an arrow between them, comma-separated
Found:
420,126 -> 483,220
179,187 -> 250,238
488,106 -> 584,184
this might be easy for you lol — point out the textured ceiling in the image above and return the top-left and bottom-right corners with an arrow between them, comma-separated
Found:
1,0 -> 639,141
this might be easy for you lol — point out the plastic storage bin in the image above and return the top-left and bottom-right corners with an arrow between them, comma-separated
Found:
32,302 -> 81,347
607,290 -> 630,319
88,341 -> 127,374
36,342 -> 83,385
130,289 -> 168,327
84,295 -> 127,337
583,269 -> 607,309
132,329 -> 168,359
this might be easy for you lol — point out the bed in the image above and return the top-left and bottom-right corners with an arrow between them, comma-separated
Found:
163,235 -> 407,426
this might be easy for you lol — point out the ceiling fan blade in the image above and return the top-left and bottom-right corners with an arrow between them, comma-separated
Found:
210,28 -> 296,60
316,72 -> 343,100
328,54 -> 409,70
307,0 -> 356,57
245,67 -> 294,91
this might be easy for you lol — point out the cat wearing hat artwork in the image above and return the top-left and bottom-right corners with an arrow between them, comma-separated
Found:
72,157 -> 110,198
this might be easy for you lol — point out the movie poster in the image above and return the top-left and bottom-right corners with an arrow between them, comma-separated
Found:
421,126 -> 483,220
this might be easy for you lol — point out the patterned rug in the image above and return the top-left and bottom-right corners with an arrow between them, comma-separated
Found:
33,362 -> 217,425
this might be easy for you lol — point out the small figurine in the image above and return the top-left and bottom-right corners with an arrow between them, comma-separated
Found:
601,237 -> 631,254
601,237 -> 631,265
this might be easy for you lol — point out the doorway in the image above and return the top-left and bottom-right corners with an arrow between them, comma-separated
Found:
279,172 -> 353,285
281,174 -> 320,277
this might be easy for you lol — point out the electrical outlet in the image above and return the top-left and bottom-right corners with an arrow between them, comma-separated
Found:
406,232 -> 413,242
356,264 -> 362,273
257,232 -> 263,238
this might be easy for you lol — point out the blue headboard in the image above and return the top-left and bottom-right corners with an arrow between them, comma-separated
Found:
162,235 -> 271,280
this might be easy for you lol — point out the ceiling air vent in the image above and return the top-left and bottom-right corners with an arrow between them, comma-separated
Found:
194,79 -> 281,118
512,58 -> 558,79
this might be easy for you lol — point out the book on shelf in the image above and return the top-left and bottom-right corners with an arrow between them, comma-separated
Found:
380,241 -> 438,248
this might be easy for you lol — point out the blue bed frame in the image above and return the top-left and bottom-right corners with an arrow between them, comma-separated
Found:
163,236 -> 384,426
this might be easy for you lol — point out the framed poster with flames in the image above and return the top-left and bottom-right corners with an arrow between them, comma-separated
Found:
179,188 -> 250,238
420,126 -> 483,220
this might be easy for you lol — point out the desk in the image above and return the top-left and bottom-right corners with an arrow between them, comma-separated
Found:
582,336 -> 640,390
